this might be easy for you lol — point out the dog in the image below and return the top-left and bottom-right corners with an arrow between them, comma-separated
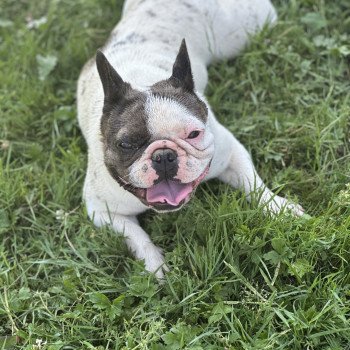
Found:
77,0 -> 304,278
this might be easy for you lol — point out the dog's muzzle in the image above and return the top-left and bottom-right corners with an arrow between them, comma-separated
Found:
151,148 -> 178,182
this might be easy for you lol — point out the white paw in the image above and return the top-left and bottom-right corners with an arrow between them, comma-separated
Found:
142,243 -> 169,280
263,195 -> 305,217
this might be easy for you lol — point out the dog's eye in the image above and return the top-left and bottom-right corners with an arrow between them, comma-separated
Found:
119,141 -> 133,150
187,130 -> 200,139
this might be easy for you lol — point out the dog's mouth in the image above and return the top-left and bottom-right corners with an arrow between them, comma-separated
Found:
146,179 -> 193,206
132,164 -> 210,211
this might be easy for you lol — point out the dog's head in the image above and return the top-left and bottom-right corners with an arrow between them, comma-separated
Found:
96,40 -> 214,212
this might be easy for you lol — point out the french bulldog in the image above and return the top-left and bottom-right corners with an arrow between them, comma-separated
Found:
77,0 -> 304,278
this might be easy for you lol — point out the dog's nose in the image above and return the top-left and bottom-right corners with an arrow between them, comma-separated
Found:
151,148 -> 178,179
152,149 -> 177,164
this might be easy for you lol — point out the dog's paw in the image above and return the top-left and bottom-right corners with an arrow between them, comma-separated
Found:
142,244 -> 169,280
263,195 -> 305,217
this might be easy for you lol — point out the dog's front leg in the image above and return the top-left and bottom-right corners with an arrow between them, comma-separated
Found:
217,132 -> 304,216
92,212 -> 168,278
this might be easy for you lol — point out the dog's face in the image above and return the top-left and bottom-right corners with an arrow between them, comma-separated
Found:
96,40 -> 214,212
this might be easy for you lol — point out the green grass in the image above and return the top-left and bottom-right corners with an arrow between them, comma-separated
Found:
0,0 -> 349,349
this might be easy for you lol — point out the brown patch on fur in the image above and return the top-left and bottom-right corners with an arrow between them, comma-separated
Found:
101,91 -> 151,188
151,80 -> 208,122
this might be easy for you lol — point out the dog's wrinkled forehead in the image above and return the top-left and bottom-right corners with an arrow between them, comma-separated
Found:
102,90 -> 206,143
151,80 -> 207,122
145,93 -> 205,139
145,78 -> 208,138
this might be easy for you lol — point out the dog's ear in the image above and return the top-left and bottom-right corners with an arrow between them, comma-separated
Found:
96,50 -> 131,105
169,39 -> 194,92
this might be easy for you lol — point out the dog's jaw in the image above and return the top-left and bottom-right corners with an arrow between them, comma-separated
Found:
145,161 -> 210,211
114,162 -> 211,212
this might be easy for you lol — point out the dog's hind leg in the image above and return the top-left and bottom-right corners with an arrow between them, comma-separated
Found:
205,0 -> 277,61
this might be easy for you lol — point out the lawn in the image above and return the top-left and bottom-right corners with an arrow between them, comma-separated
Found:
0,0 -> 349,349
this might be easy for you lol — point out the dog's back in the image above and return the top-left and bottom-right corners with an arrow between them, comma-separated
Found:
120,0 -> 277,63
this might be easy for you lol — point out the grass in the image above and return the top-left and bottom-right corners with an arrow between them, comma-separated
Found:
0,0 -> 349,349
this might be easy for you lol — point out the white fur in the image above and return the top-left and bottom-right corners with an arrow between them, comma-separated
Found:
145,95 -> 205,138
77,0 -> 303,279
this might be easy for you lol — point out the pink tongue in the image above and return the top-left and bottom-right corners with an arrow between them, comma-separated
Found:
146,180 -> 193,206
